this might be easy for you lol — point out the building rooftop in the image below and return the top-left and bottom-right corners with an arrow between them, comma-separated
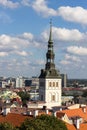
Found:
0,113 -> 31,126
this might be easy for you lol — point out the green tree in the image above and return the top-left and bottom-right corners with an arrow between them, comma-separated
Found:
19,115 -> 68,130
17,91 -> 30,106
0,122 -> 17,130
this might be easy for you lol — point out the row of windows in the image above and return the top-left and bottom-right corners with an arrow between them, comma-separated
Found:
49,82 -> 58,87
41,95 -> 56,102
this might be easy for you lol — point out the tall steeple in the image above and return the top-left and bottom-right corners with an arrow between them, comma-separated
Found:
39,21 -> 60,78
45,19 -> 55,70
39,21 -> 62,108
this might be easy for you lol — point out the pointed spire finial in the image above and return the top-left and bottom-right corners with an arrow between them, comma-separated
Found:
49,18 -> 53,42
50,18 -> 52,28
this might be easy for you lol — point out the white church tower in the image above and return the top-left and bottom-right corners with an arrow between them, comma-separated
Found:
39,21 -> 62,108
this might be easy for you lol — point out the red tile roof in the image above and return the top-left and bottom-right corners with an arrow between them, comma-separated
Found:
57,107 -> 87,130
64,120 -> 87,130
57,107 -> 87,121
80,123 -> 87,130
65,122 -> 76,130
0,113 -> 31,126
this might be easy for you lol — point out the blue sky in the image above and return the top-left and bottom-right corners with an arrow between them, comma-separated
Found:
0,0 -> 87,78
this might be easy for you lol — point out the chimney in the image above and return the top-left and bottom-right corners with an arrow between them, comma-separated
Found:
28,111 -> 32,115
46,109 -> 49,114
75,118 -> 80,130
82,107 -> 86,113
54,111 -> 57,117
72,116 -> 81,130
33,110 -> 38,117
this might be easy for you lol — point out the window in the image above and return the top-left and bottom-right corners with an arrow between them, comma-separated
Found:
49,82 -> 52,87
52,95 -> 55,101
56,82 -> 58,87
41,95 -> 43,101
53,82 -> 55,87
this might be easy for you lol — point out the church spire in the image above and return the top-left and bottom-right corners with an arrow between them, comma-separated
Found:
45,19 -> 55,70
49,19 -> 53,42
39,21 -> 60,78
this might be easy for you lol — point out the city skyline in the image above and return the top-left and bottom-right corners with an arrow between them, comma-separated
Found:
0,0 -> 87,78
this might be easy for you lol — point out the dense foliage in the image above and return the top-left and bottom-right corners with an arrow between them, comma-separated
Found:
0,115 -> 68,130
17,91 -> 30,106
0,122 -> 15,130
20,115 -> 68,130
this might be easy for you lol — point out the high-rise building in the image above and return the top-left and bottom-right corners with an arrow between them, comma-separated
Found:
61,74 -> 67,88
16,76 -> 25,88
39,21 -> 62,108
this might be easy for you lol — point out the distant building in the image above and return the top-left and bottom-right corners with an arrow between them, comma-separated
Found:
0,81 -> 7,88
25,77 -> 39,88
61,74 -> 67,88
25,79 -> 32,87
16,76 -> 25,88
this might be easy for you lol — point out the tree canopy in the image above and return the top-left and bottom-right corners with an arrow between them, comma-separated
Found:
20,115 -> 68,130
17,91 -> 30,106
0,122 -> 15,130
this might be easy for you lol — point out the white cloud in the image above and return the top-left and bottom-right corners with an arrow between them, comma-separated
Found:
60,60 -> 71,65
65,54 -> 81,62
32,0 -> 57,17
0,0 -> 19,9
21,0 -> 57,17
1,0 -> 85,26
0,32 -> 44,59
15,51 -> 28,56
21,0 -> 31,6
42,27 -> 84,42
22,0 -> 87,26
0,33 -> 32,46
21,0 -> 87,25
60,54 -> 81,65
22,32 -> 34,40
54,27 -> 84,42
0,52 -> 8,57
58,6 -> 87,25
0,33 -> 34,57
67,46 -> 87,55
0,34 -> 11,45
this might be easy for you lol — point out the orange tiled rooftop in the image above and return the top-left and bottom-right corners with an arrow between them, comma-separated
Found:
0,113 -> 31,126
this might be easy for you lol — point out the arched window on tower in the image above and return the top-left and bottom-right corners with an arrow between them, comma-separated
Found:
56,82 -> 58,87
52,94 -> 55,101
53,82 -> 55,87
49,82 -> 52,87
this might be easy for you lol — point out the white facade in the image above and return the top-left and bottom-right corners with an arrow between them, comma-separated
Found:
0,81 -> 8,88
16,76 -> 24,88
39,78 -> 61,108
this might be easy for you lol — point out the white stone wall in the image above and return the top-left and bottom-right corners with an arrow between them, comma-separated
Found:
39,78 -> 62,108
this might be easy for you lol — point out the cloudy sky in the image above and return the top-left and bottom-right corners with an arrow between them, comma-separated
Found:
0,0 -> 87,78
